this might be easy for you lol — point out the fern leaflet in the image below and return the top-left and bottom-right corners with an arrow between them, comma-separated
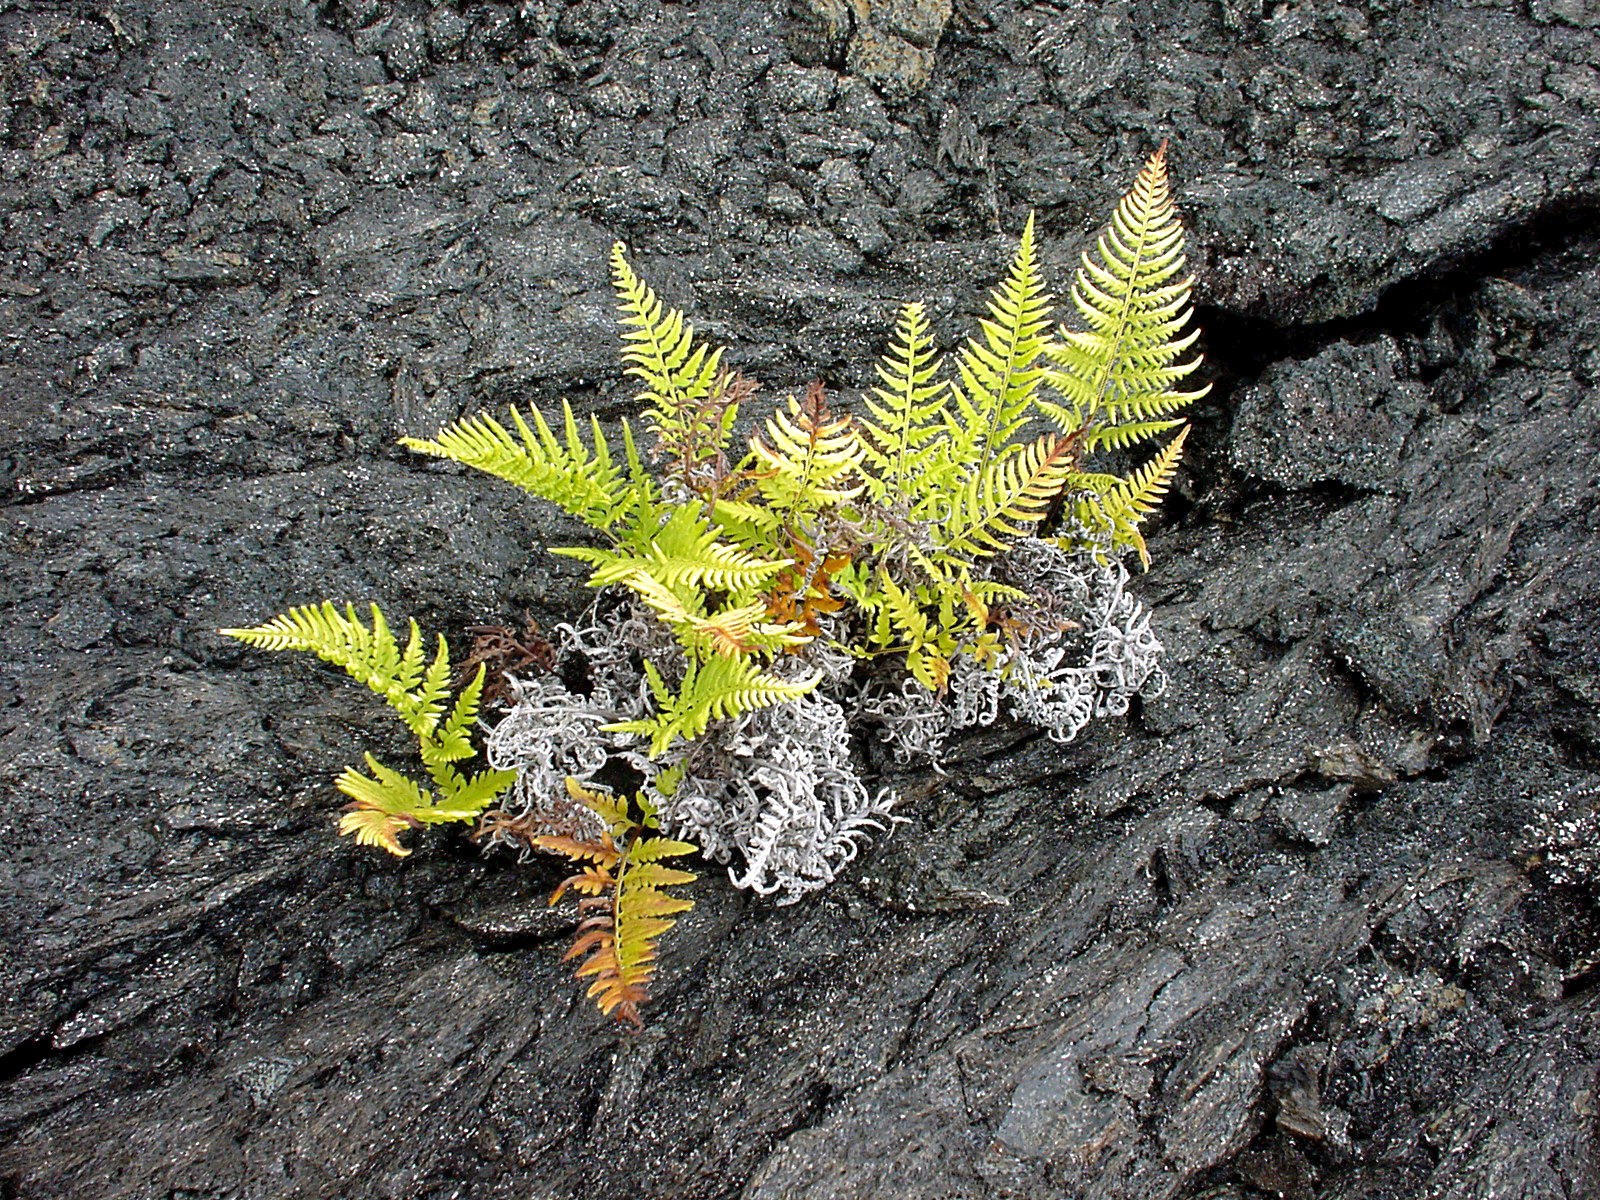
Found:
558,503 -> 791,603
1083,425 -> 1189,567
936,433 -> 1079,559
605,656 -> 819,757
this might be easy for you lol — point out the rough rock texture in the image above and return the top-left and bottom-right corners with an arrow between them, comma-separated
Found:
3,1 -> 1599,1198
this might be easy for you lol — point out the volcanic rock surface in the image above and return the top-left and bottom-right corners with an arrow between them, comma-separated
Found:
3,1 -> 1598,1197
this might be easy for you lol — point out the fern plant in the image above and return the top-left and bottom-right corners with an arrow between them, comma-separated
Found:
224,147 -> 1205,1027
221,602 -> 516,856
532,778 -> 698,1029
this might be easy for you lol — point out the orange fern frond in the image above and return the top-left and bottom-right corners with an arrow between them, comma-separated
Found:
535,779 -> 697,1028
765,540 -> 853,638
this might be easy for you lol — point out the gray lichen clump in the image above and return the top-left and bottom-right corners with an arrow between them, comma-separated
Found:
485,536 -> 1168,902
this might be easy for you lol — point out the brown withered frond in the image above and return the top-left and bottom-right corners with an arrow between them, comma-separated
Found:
674,368 -> 758,498
766,539 -> 852,639
455,618 -> 556,706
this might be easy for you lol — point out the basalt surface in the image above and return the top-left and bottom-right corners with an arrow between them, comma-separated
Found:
2,2 -> 1599,1198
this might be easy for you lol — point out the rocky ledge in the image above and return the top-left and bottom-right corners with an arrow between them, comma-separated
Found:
2,2 -> 1598,1197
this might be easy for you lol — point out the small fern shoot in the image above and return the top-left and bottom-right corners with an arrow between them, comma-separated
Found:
611,243 -> 740,490
221,602 -> 515,856
746,382 -> 866,523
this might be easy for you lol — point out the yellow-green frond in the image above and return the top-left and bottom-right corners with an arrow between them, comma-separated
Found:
223,601 -> 448,741
225,602 -> 514,856
859,301 -> 949,506
747,390 -> 866,517
612,242 -> 735,480
1098,424 -> 1189,567
580,504 -> 791,597
333,753 -> 513,857
401,404 -> 635,531
603,656 -> 818,756
1082,416 -> 1187,453
429,664 -> 487,764
937,433 -> 1078,559
564,776 -> 631,831
1039,145 -> 1208,446
337,807 -> 415,857
946,212 -> 1054,473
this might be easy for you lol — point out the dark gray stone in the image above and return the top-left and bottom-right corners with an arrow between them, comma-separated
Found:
2,2 -> 1598,1199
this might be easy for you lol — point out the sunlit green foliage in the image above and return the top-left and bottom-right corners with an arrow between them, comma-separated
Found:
222,148 -> 1205,1026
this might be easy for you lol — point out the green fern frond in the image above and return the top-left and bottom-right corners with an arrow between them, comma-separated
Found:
337,752 -> 504,826
1038,144 -> 1209,440
837,566 -> 982,691
1094,424 -> 1189,567
1082,416 -> 1187,453
945,213 -> 1053,475
859,301 -> 949,508
555,503 -> 805,658
593,539 -> 790,594
401,404 -> 637,531
937,433 -> 1078,559
709,495 -> 785,540
968,579 -> 1031,606
868,568 -> 932,650
584,566 -> 806,659
604,656 -> 818,756
612,242 -> 736,481
223,602 -> 451,742
429,662 -> 487,765
746,387 -> 866,518
569,503 -> 791,595
223,603 -> 515,856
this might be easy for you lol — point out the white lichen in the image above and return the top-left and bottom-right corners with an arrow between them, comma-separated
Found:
484,538 -> 1169,901
861,538 -> 1168,762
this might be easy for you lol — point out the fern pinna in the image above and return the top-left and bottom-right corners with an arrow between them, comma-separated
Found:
223,148 -> 1204,1028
